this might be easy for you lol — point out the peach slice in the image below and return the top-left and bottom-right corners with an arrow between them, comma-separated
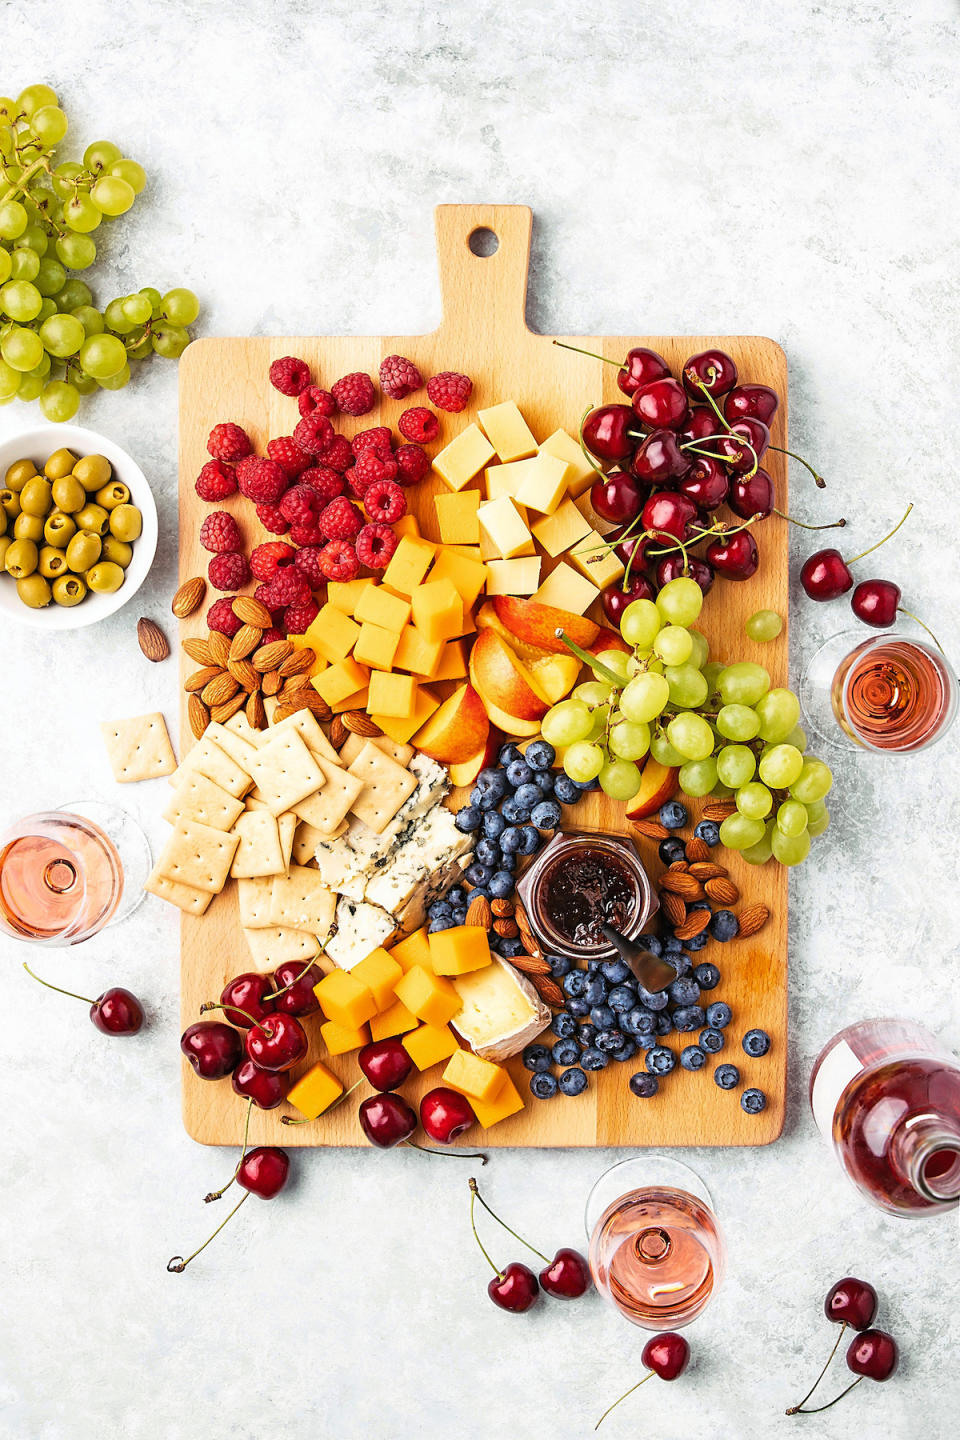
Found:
412,683 -> 489,764
449,726 -> 503,788
490,595 -> 600,655
625,757 -> 680,820
478,698 -> 542,739
469,628 -> 550,721
528,652 -> 581,704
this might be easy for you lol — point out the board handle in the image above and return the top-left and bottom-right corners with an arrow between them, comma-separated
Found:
433,205 -> 532,342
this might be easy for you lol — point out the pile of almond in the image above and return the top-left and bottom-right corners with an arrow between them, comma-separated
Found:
464,891 -> 564,1009
635,809 -> 770,942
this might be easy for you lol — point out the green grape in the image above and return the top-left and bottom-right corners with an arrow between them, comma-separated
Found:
39,379 -> 79,423
564,741 -> 605,783
54,279 -> 92,312
79,332 -> 127,379
126,332 -> 152,361
0,126 -> 13,159
664,663 -> 708,709
541,698 -> 593,747
0,200 -> 28,239
29,104 -> 68,146
718,661 -> 770,706
575,679 -> 612,706
138,284 -> 161,313
702,660 -> 726,694
736,781 -> 773,819
716,744 -> 756,788
583,704 -> 609,741
608,719 -> 650,761
687,629 -> 709,669
72,370 -> 97,396
63,195 -> 102,234
755,687 -> 800,742
719,813 -> 766,851
653,625 -> 693,666
1,279 -> 42,321
10,248 -> 40,281
628,649 -> 663,677
716,703 -> 760,741
650,731 -> 685,767
666,712 -> 714,761
0,249 -> 10,285
620,598 -> 661,649
161,287 -> 200,325
741,824 -> 775,866
91,175 -> 135,217
745,608 -> 783,643
0,357 -> 19,399
789,757 -> 833,804
758,743 -> 804,789
656,575 -> 703,627
104,298 -> 136,334
599,758 -> 642,800
785,724 -> 808,753
18,222 -> 49,254
34,259 -> 66,298
594,648 -> 630,682
39,313 -> 85,357
771,828 -> 811,866
0,325 -> 43,371
678,757 -> 717,797
36,297 -> 55,323
0,98 -> 16,121
804,798 -> 827,823
17,372 -> 43,401
807,808 -> 830,838
17,84 -> 59,117
121,293 -> 152,325
83,139 -> 122,172
72,304 -> 105,336
96,363 -> 131,390
776,800 -> 808,837
109,158 -> 147,194
620,671 -> 670,724
55,232 -> 96,270
51,162 -> 85,200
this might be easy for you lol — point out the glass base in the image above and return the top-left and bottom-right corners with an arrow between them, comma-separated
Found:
58,801 -> 151,926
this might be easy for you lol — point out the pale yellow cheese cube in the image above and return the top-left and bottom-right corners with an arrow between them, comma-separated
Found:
534,560 -> 599,614
434,489 -> 480,545
477,496 -> 533,560
540,428 -> 597,498
432,425 -> 496,492
484,557 -> 542,595
570,531 -> 625,589
573,488 -> 618,536
484,457 -> 537,503
515,451 -> 571,515
531,497 -> 593,558
477,401 -> 537,463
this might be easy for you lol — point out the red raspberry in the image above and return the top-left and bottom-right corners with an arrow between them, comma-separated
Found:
284,597 -> 320,634
195,459 -> 238,502
319,540 -> 360,582
237,456 -> 288,504
320,496 -> 364,541
289,520 -> 327,547
298,385 -> 336,419
207,422 -> 252,463
331,371 -> 376,417
262,566 -> 311,608
355,523 -> 398,571
322,435 -> 354,472
349,449 -> 398,501
293,544 -> 326,589
255,501 -> 289,534
364,479 -> 407,525
267,435 -> 310,477
254,583 -> 285,622
352,426 -> 393,459
250,540 -> 295,581
279,483 -> 322,528
398,406 -> 440,444
206,595 -> 243,636
427,371 -> 472,413
379,354 -> 422,401
293,413 -> 335,455
300,465 -> 345,504
208,551 -> 250,592
261,625 -> 286,646
394,443 -> 429,486
199,510 -> 242,553
269,356 -> 311,396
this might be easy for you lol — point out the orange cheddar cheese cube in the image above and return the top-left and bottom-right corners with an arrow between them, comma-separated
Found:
389,927 -> 431,971
435,489 -> 480,545
320,1019 -> 370,1055
351,947 -> 403,1009
427,548 -> 488,609
392,513 -> 420,540
432,639 -> 468,681
326,578 -> 374,616
382,535 -> 436,596
367,669 -> 417,718
442,1048 -> 505,1102
369,997 -> 419,1040
393,625 -> 445,678
309,603 -> 361,662
312,656 -> 370,707
355,585 -> 411,632
428,925 -> 492,976
331,684 -> 370,714
353,622 -> 401,672
370,685 -> 439,744
410,578 -> 463,644
393,964 -> 461,1027
313,969 -> 377,1030
402,1022 -> 460,1071
469,1071 -> 524,1128
286,1061 -> 344,1120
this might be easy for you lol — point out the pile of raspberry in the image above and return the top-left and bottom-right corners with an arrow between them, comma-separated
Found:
196,355 -> 473,637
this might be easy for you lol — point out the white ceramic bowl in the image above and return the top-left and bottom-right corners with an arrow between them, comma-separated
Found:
0,423 -> 158,630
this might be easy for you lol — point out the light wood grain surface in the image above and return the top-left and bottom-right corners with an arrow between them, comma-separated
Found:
178,204 -> 788,1149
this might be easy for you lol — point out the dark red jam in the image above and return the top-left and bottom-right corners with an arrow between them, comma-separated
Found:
541,848 -> 639,947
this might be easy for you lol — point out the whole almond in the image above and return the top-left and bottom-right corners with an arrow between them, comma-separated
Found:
182,636 -> 215,665
342,710 -> 382,737
632,818 -> 670,840
509,952 -> 551,976
493,917 -> 519,939
185,665 -> 223,693
689,862 -> 727,881
667,860 -> 689,873
201,672 -> 240,706
660,872 -> 704,901
519,930 -> 544,961
246,690 -> 267,730
466,894 -> 492,929
233,595 -> 274,629
188,694 -> 209,740
211,693 -> 246,723
490,898 -> 514,917
529,973 -> 564,1007
228,657 -> 260,692
685,836 -> 712,863
274,692 -> 331,722
279,648 -> 317,677
137,617 -> 169,663
171,576 -> 205,619
329,715 -> 349,750
262,668 -> 282,697
252,640 -> 293,673
229,624 -> 263,662
281,673 -> 312,695
703,800 -> 737,821
705,876 -> 740,905
513,901 -> 534,939
675,909 -> 712,941
662,891 -> 687,928
207,631 -> 231,668
737,904 -> 770,939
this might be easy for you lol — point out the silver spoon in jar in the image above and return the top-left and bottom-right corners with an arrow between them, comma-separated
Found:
600,924 -> 675,993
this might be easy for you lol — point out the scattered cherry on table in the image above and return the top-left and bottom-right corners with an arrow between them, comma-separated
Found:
468,1177 -> 589,1315
22,962 -> 144,1036
596,1332 -> 691,1427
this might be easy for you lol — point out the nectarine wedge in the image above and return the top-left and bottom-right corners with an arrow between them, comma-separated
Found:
625,757 -> 680,820
449,727 -> 503,787
412,683 -> 488,764
490,595 -> 599,655
469,628 -> 550,721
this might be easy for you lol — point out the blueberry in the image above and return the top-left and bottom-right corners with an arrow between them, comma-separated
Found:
659,800 -> 688,830
654,1013 -> 674,1036
699,1028 -> 725,1054
482,810 -> 506,840
637,933 -> 662,957
517,825 -> 542,856
741,1087 -> 767,1114
464,861 -> 492,888
475,837 -> 501,867
581,1047 -> 609,1071
693,963 -> 721,991
535,770 -> 555,795
669,977 -> 701,1008
645,1045 -> 676,1075
584,974 -> 609,1006
552,1011 -> 577,1038
684,931 -> 709,952
705,1001 -> 732,1030
551,1038 -> 580,1067
672,1005 -> 705,1032
629,1072 -> 659,1098
501,795 -> 531,824
549,955 -> 573,979
446,887 -> 466,909
742,1028 -> 771,1058
667,952 -> 692,977
680,1045 -> 707,1071
451,908 -> 468,926
488,870 -> 515,900
506,759 -> 533,789
500,826 -> 522,855
522,1043 -> 553,1072
566,997 -> 590,1018
467,884 -> 490,902
455,805 -> 482,833
658,838 -> 687,865
498,742 -> 522,767
498,936 -> 524,957
590,1004 -> 616,1030
428,899 -> 452,919
497,851 -> 518,874
625,1007 -> 657,1036
530,1071 -> 559,1099
427,916 -> 454,933
513,782 -> 542,811
525,739 -> 555,771
559,1066 -> 588,1096
477,767 -> 507,800
612,1037 -> 638,1063
469,785 -> 483,807
574,776 -> 599,790
694,820 -> 720,847
601,958 -> 632,984
531,799 -> 562,831
608,984 -> 636,1013
553,775 -> 580,805
577,1023 -> 598,1048
664,935 -> 683,953
639,986 -> 669,1012
714,1063 -> 740,1090
710,910 -> 740,942
688,900 -> 712,913
563,970 -> 587,998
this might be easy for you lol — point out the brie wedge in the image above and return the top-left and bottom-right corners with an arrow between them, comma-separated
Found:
451,957 -> 551,1061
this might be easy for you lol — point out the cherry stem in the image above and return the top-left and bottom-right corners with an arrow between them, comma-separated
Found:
468,1177 -> 548,1261
786,1376 -> 862,1416
262,949 -> 326,1003
205,1098 -> 254,1203
681,433 -> 759,479
201,1001 -> 273,1036
784,1321 -> 846,1415
279,1077 -> 364,1124
774,508 -> 846,531
22,961 -> 95,1007
405,1142 -> 489,1163
846,502 -> 912,565
556,629 -> 624,687
553,338 -> 624,370
687,373 -> 732,431
577,406 -> 610,477
166,1193 -> 248,1273
595,1371 -> 654,1428
768,444 -> 826,488
469,1182 -> 504,1279
896,606 -> 946,656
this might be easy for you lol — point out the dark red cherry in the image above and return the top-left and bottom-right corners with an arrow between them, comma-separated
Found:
724,383 -> 779,425
846,1329 -> 899,1382
180,1021 -> 243,1080
613,531 -> 652,570
641,490 -> 698,542
591,470 -> 644,524
219,973 -> 276,1028
656,554 -> 714,594
676,456 -> 729,510
631,428 -> 690,483
582,404 -> 635,462
244,1012 -> 308,1073
232,1058 -> 289,1110
602,574 -> 655,623
682,348 -> 738,398
642,1331 -> 690,1381
487,1261 -> 540,1313
538,1247 -> 591,1299
632,377 -> 690,431
420,1086 -> 476,1144
715,418 -> 770,473
616,346 -> 671,397
679,406 -> 720,446
706,529 -> 759,581
825,1277 -> 879,1331
358,1038 -> 413,1092
851,579 -> 899,628
271,962 -> 323,1016
800,547 -> 852,600
90,988 -> 144,1035
237,1145 -> 290,1200
358,1092 -> 417,1148
729,468 -> 774,519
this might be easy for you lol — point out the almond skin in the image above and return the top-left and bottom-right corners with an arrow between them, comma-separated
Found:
185,665 -> 223,693
703,800 -> 737,821
684,836 -> 712,863
661,891 -> 687,928
674,908 -> 712,940
252,640 -> 293,673
632,818 -> 670,840
529,973 -> 564,1006
329,715 -> 349,750
737,904 -> 770,938
171,576 -> 205,618
261,669 -> 282,697
465,894 -> 492,929
342,710 -> 382,737
232,595 -> 274,629
207,632 -> 231,668
137,617 -> 169,662
182,636 -> 215,665
279,648 -> 317,677
228,657 -> 260,692
201,672 -> 240,706
210,693 -> 246,723
229,624 -> 263,662
245,690 -> 267,729
705,877 -> 740,905
188,694 -> 209,739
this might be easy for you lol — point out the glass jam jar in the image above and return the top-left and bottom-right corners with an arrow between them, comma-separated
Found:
516,831 -> 658,962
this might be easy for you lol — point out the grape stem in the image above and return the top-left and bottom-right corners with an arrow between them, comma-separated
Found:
554,629 -> 624,687
0,153 -> 50,206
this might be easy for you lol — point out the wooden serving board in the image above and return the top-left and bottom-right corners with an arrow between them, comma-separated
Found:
178,204 -> 788,1148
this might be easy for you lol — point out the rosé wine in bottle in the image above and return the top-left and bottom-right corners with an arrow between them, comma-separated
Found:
810,1019 -> 960,1216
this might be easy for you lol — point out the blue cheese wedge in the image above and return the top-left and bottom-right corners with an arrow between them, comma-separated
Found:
364,805 -> 472,916
325,897 -> 396,969
451,958 -> 551,1061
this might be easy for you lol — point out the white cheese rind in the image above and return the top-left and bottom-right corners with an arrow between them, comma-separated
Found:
451,957 -> 551,1061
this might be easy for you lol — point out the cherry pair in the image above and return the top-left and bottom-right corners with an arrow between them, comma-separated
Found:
469,1177 -> 590,1314
786,1276 -> 899,1415
181,960 -> 327,1086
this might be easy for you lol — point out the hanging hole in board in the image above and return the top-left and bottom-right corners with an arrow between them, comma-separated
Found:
468,227 -> 499,258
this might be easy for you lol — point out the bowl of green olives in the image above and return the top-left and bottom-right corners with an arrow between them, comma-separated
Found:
0,424 -> 158,629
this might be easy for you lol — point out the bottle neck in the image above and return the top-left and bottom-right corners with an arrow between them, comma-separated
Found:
891,1114 -> 960,1204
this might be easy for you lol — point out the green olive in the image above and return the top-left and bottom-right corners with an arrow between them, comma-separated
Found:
65,530 -> 102,573
51,474 -> 86,513
85,560 -> 124,593
5,538 -> 38,578
95,481 -> 130,509
13,512 -> 44,543
52,573 -> 87,607
43,447 -> 77,480
44,512 -> 76,547
75,502 -> 109,536
4,458 -> 37,492
37,544 -> 67,579
0,489 -> 21,520
0,536 -> 10,570
100,535 -> 133,568
0,509 -> 5,538
109,503 -> 142,542
19,475 -> 53,517
72,453 -> 111,490
16,573 -> 52,608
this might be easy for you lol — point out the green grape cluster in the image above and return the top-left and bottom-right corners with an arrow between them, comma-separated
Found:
541,575 -> 833,868
0,83 -> 199,421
